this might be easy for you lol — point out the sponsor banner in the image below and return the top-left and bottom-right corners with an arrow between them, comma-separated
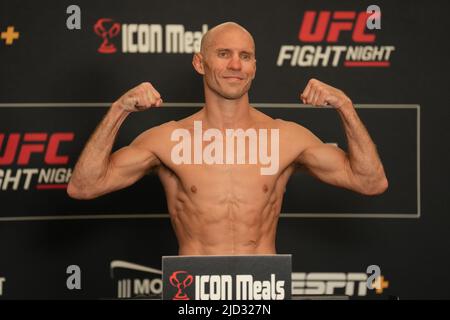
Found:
108,260 -> 390,300
93,19 -> 208,55
162,255 -> 291,300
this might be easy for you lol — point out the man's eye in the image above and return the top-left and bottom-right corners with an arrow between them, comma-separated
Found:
241,54 -> 251,60
218,51 -> 229,57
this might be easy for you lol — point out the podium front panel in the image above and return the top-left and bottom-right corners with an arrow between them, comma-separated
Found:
162,255 -> 292,300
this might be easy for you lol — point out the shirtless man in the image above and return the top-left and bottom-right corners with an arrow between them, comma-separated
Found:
67,22 -> 388,256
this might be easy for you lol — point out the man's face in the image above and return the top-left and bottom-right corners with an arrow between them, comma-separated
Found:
200,28 -> 256,100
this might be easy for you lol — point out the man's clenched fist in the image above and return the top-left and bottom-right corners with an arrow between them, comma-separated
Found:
116,82 -> 163,112
300,78 -> 352,109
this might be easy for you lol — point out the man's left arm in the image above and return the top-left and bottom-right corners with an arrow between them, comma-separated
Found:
297,79 -> 388,195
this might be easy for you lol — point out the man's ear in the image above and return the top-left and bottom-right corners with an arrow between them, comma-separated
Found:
192,53 -> 205,75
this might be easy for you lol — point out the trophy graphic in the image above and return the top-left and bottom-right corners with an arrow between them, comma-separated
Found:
169,271 -> 194,300
94,18 -> 121,54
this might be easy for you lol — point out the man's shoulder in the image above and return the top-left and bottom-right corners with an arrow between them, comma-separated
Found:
144,120 -> 178,136
275,118 -> 306,131
132,120 -> 178,147
269,118 -> 321,147
250,107 -> 308,131
168,108 -> 205,130
250,107 -> 285,129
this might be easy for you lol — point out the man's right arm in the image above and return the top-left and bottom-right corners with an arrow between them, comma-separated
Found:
67,82 -> 163,200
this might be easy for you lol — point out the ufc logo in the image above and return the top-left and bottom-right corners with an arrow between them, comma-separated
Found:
0,132 -> 74,165
298,11 -> 375,43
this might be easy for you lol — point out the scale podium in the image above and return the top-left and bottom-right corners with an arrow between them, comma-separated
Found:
162,254 -> 291,300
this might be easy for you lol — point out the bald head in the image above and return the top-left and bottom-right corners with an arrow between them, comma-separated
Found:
192,21 -> 257,100
200,22 -> 255,55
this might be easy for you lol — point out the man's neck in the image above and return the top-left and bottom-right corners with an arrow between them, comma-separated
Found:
203,92 -> 252,130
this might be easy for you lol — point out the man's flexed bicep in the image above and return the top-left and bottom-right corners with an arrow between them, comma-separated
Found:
67,81 -> 165,200
292,78 -> 388,196
283,121 -> 360,193
98,132 -> 161,197
297,141 -> 361,193
68,123 -> 163,200
293,123 -> 386,195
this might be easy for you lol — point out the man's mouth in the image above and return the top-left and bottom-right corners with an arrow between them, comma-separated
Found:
223,76 -> 244,81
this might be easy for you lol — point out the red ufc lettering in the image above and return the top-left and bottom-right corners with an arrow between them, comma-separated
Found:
298,11 -> 375,43
18,133 -> 47,165
46,133 -> 74,164
0,132 -> 74,165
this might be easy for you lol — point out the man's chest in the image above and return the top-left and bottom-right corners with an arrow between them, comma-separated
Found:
157,161 -> 293,204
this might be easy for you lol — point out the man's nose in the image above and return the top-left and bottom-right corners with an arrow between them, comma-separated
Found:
227,54 -> 242,70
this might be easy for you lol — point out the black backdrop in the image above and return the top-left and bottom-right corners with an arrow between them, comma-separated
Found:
0,0 -> 449,299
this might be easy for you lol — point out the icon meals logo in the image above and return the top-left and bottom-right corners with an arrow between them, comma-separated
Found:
168,273 -> 285,300
94,18 -> 121,53
94,18 -> 208,54
277,10 -> 395,67
170,271 -> 194,300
